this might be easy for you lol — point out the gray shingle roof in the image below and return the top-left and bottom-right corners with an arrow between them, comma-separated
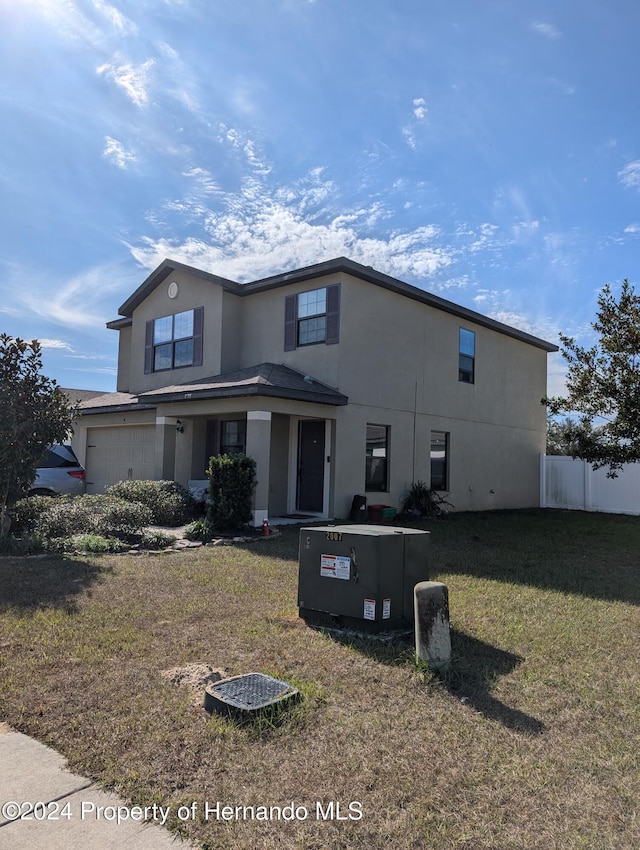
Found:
78,364 -> 347,414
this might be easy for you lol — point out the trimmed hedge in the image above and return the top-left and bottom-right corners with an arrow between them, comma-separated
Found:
13,494 -> 153,540
105,480 -> 197,526
207,454 -> 256,532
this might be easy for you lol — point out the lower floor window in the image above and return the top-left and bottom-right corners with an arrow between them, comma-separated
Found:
220,419 -> 246,455
205,418 -> 247,468
430,431 -> 449,491
366,424 -> 389,491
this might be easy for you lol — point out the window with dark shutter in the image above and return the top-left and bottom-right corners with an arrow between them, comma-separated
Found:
325,283 -> 340,345
192,305 -> 204,366
284,294 -> 297,351
145,307 -> 204,372
144,320 -> 154,374
284,283 -> 341,350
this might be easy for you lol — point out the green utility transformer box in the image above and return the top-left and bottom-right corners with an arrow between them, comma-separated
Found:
297,524 -> 430,632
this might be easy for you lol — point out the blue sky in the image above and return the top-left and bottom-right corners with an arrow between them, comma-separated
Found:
1,0 -> 639,393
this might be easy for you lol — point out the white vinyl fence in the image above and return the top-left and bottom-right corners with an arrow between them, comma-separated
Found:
541,454 -> 640,515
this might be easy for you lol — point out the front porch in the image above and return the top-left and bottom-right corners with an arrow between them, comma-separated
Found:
157,409 -> 336,526
77,363 -> 348,526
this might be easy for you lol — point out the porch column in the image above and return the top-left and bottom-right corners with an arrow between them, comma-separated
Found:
154,417 -> 177,480
246,411 -> 272,527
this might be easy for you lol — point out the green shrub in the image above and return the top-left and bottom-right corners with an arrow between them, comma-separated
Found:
183,519 -> 211,541
207,454 -> 256,532
105,480 -> 196,526
37,496 -> 95,539
12,495 -> 62,534
96,497 -> 153,537
69,534 -> 129,554
33,495 -> 152,540
139,529 -> 176,550
401,480 -> 454,518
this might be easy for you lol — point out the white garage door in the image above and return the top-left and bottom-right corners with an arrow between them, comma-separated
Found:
85,425 -> 156,494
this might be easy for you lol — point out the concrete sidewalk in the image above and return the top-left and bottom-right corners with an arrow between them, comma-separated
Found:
0,724 -> 196,849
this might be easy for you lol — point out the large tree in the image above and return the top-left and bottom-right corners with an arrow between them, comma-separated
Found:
543,279 -> 640,477
0,334 -> 78,535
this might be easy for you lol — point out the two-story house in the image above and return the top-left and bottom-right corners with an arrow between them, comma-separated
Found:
74,256 -> 557,524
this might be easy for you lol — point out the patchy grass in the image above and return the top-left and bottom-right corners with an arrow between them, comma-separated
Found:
0,509 -> 638,850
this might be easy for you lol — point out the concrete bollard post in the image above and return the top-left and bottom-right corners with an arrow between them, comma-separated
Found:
414,581 -> 451,672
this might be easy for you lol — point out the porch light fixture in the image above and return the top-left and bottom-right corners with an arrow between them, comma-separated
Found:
176,419 -> 184,434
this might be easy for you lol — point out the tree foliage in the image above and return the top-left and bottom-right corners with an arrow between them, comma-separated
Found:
0,334 -> 78,535
543,280 -> 640,476
546,416 -> 581,456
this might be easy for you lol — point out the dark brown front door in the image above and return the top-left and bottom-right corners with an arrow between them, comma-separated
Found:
297,420 -> 325,512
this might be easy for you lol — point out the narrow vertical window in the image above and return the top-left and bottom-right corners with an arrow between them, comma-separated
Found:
366,424 -> 389,491
459,328 -> 476,383
430,431 -> 449,491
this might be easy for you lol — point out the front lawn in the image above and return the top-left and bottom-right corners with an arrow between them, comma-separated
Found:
0,509 -> 638,850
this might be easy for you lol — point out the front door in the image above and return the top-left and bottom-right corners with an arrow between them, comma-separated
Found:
297,420 -> 325,513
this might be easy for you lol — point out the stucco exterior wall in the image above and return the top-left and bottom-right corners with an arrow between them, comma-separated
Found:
96,260 -> 550,516
126,267 -> 226,393
115,324 -> 132,393
238,278 -> 342,387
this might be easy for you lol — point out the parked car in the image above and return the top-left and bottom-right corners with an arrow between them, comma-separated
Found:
30,444 -> 86,497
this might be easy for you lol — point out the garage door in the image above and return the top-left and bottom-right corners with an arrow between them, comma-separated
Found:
85,425 -> 156,494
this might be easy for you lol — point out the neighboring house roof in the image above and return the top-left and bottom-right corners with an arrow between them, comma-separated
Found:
61,388 -> 106,403
80,364 -> 348,413
110,256 -> 558,353
78,391 -> 155,415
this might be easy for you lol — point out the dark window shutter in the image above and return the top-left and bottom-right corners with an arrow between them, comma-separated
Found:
192,306 -> 204,367
284,294 -> 297,351
325,283 -> 340,345
144,320 -> 154,373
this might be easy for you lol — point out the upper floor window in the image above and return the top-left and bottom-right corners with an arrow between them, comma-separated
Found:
459,328 -> 476,383
144,306 -> 204,373
298,287 -> 327,345
284,283 -> 340,351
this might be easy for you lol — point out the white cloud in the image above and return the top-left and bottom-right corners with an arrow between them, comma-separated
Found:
92,0 -> 137,35
40,339 -> 75,351
546,352 -> 568,397
618,160 -> 640,189
512,220 -> 540,241
413,97 -> 427,120
130,170 -> 452,283
182,167 -> 219,196
15,262 -> 139,329
403,97 -> 429,148
624,223 -> 640,234
531,22 -> 561,39
103,136 -> 136,169
97,58 -> 154,106
12,0 -> 99,41
402,126 -> 417,149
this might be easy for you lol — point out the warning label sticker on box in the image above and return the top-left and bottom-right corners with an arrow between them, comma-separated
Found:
382,598 -> 391,619
363,598 -> 376,620
320,554 -> 351,580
